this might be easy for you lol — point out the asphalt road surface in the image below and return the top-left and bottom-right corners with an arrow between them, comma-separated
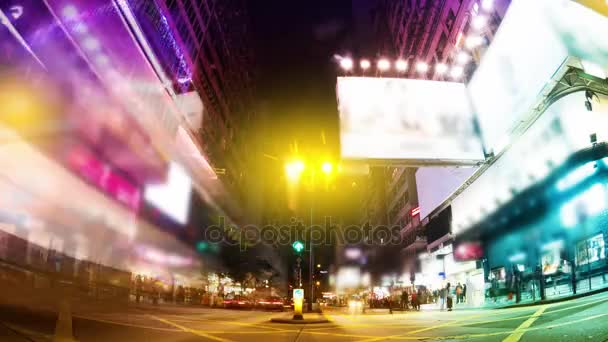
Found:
2,291 -> 608,341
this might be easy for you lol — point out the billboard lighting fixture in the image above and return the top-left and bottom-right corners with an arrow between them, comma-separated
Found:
472,15 -> 487,30
336,57 -> 471,80
450,66 -> 464,79
481,0 -> 493,11
456,51 -> 470,65
415,61 -> 429,73
435,63 -> 448,74
377,58 -> 391,71
465,35 -> 483,49
395,59 -> 408,72
62,5 -> 78,20
340,57 -> 354,71
360,59 -> 371,70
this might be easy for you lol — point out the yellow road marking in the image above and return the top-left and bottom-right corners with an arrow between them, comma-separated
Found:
502,305 -> 548,342
157,315 -> 291,332
461,294 -> 608,328
414,312 -> 608,341
147,314 -> 235,342
73,315 -> 182,332
354,312 -> 486,342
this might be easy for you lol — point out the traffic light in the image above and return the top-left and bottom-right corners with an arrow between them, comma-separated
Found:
292,240 -> 304,253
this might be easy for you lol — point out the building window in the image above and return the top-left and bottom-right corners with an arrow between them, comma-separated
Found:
437,32 -> 448,60
446,9 -> 456,31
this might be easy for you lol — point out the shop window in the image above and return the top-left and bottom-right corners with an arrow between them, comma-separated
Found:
575,234 -> 606,266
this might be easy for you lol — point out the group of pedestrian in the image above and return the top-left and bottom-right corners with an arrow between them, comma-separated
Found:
400,288 -> 422,311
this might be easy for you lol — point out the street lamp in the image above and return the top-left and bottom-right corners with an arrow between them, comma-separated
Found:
340,58 -> 353,71
321,161 -> 333,175
285,160 -> 305,182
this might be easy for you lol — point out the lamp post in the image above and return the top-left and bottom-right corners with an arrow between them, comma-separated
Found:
285,159 -> 334,312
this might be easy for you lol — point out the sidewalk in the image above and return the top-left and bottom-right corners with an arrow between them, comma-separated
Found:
415,285 -> 608,311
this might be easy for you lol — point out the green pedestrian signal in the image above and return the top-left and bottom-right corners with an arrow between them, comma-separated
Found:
292,240 -> 304,253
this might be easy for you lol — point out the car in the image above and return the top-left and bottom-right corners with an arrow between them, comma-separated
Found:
256,296 -> 285,311
223,295 -> 253,309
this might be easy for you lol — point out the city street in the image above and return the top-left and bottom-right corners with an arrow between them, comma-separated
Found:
1,291 -> 608,341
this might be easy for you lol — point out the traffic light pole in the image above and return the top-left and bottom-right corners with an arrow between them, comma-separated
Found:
309,226 -> 314,312
308,171 -> 315,312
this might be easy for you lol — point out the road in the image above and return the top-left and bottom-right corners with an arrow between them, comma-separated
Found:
1,291 -> 608,341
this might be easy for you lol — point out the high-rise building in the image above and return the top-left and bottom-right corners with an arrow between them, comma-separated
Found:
129,0 -> 256,193
379,0 -> 510,80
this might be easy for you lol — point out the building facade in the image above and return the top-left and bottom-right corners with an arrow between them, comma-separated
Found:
131,0 -> 256,195
380,0 -> 510,80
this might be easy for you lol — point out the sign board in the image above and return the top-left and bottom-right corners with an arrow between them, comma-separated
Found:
337,77 -> 484,163
293,289 -> 304,300
468,0 -> 608,155
416,167 -> 477,219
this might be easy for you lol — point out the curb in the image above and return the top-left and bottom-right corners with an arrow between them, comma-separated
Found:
270,318 -> 330,324
499,286 -> 608,309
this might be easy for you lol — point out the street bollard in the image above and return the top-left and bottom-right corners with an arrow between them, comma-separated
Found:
54,299 -> 77,342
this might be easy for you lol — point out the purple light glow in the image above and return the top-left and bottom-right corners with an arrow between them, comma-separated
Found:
67,144 -> 141,211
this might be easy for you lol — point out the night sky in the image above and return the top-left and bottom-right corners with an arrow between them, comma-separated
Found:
248,0 -> 355,158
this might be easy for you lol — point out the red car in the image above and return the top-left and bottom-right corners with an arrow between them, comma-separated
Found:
256,296 -> 285,311
223,295 -> 254,309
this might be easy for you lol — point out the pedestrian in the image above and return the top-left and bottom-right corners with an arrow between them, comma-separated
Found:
135,275 -> 142,303
456,283 -> 463,303
446,282 -> 453,311
462,284 -> 467,303
401,290 -> 409,310
411,291 -> 418,311
439,286 -> 446,310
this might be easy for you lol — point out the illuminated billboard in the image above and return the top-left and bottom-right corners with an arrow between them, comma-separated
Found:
469,0 -> 608,155
337,77 -> 484,163
452,92 -> 608,235
144,162 -> 192,225
416,167 -> 478,219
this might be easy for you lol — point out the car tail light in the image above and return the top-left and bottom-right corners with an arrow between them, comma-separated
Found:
237,301 -> 246,305
259,301 -> 270,304
272,301 -> 282,305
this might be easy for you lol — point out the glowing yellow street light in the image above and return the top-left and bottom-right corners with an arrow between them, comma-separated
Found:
285,160 -> 305,181
321,161 -> 333,175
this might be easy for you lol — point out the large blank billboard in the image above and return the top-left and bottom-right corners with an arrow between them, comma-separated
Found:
337,77 -> 484,162
416,167 -> 478,219
468,0 -> 608,155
